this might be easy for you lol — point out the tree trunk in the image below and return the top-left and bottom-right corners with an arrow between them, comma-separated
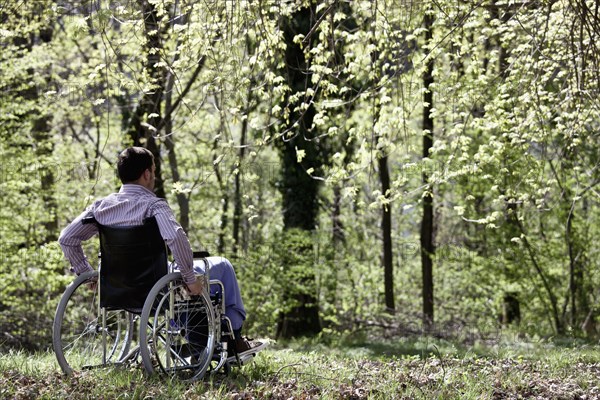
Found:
164,80 -> 190,232
332,185 -> 345,244
233,83 -> 252,256
213,117 -> 228,255
421,10 -> 435,329
379,153 -> 394,312
162,10 -> 191,232
18,19 -> 58,243
553,157 -> 588,331
276,4 -> 322,338
127,0 -> 166,198
369,0 -> 395,314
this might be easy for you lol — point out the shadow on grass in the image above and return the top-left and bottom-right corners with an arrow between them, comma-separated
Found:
273,330 -> 600,363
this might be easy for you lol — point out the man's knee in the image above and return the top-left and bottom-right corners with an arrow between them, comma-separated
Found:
207,256 -> 235,276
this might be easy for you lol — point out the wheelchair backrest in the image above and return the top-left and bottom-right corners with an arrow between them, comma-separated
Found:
84,215 -> 168,310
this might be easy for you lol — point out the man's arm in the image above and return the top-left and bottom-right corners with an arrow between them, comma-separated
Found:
150,200 -> 200,292
58,211 -> 99,275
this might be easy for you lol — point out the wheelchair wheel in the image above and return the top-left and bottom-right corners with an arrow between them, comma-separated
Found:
52,270 -> 134,375
139,272 -> 216,381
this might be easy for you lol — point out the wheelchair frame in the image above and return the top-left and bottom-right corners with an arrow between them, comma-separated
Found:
53,256 -> 245,381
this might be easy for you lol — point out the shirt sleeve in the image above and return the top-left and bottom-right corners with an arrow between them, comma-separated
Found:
58,207 -> 99,275
149,200 -> 196,284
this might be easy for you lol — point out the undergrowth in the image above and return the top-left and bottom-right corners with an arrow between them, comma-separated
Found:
1,335 -> 599,399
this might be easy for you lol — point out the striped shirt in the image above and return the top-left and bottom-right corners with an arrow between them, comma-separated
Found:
58,184 -> 196,284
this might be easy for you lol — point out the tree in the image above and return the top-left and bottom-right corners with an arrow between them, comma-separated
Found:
274,3 -> 323,338
420,6 -> 435,328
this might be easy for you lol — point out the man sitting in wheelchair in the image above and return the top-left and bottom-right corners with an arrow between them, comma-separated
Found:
59,146 -> 266,362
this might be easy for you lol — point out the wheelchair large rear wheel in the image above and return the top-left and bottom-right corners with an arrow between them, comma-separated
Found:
52,270 -> 134,375
139,272 -> 216,381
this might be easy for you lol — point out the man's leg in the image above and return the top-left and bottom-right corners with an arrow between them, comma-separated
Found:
193,256 -> 246,332
192,257 -> 265,358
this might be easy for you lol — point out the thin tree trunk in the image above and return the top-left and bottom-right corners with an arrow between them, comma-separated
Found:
164,88 -> 190,232
163,9 -> 191,232
213,100 -> 228,254
369,0 -> 394,314
332,185 -> 345,244
516,219 -> 563,333
421,9 -> 435,329
233,84 -> 252,256
379,153 -> 394,312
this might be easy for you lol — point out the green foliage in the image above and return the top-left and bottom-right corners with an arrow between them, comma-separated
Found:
1,0 -> 600,351
237,228 -> 320,336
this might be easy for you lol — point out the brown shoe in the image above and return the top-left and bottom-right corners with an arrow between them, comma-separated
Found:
228,337 -> 267,361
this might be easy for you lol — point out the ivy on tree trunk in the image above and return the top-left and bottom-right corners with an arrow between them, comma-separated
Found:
275,4 -> 323,339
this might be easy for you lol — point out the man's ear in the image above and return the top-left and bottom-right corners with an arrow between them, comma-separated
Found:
138,169 -> 149,183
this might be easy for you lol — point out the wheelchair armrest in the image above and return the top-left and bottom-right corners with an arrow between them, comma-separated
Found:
81,215 -> 97,225
193,251 -> 210,258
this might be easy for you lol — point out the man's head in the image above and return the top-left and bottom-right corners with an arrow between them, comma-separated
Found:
117,147 -> 156,190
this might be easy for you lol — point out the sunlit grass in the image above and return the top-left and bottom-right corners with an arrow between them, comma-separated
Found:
1,335 -> 599,399
0,349 -> 58,376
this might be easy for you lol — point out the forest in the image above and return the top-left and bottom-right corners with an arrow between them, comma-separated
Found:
1,0 -> 599,359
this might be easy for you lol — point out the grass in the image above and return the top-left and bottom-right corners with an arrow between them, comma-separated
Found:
1,335 -> 599,399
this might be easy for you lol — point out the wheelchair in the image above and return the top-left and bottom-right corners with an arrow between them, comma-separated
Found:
52,216 -> 256,381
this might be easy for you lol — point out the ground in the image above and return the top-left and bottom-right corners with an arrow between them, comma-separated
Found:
1,335 -> 599,399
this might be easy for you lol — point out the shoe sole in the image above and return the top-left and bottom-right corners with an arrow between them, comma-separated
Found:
226,341 -> 268,364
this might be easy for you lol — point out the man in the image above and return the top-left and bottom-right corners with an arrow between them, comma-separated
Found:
59,146 -> 264,358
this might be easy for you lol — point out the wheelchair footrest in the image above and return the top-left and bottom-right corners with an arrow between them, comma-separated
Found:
226,352 -> 256,367
237,353 -> 255,366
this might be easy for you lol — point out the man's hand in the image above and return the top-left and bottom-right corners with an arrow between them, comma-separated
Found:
87,279 -> 98,292
186,278 -> 204,296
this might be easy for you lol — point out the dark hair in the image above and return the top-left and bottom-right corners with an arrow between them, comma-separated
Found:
117,147 -> 154,183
